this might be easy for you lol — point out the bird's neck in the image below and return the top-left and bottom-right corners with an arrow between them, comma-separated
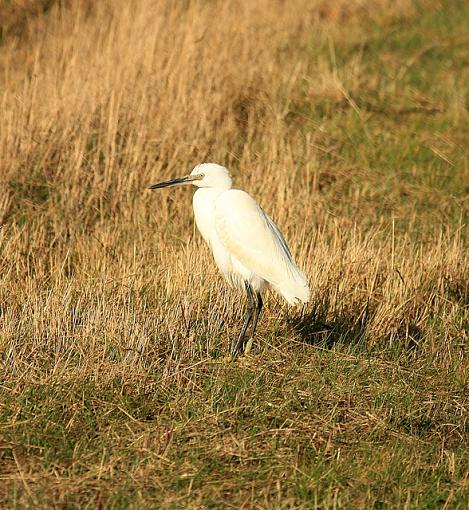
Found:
192,188 -> 226,246
194,187 -> 230,200
193,187 -> 227,201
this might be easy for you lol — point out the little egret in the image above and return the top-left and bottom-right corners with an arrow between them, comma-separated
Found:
150,163 -> 310,357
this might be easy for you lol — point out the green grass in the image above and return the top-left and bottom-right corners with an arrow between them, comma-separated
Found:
291,0 -> 468,235
2,350 -> 467,507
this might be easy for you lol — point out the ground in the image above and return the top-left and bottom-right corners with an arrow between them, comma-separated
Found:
0,0 -> 467,508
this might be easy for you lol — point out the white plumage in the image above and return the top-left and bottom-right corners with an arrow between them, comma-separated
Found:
150,163 -> 309,356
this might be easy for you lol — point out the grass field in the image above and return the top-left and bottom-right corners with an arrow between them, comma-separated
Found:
0,0 -> 468,508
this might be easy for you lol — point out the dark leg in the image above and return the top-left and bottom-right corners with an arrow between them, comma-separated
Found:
230,282 -> 256,357
251,292 -> 263,337
244,292 -> 263,354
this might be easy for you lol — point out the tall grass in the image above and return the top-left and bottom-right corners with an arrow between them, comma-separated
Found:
0,0 -> 467,507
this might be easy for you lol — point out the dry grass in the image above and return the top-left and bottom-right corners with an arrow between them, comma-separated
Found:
0,0 -> 468,508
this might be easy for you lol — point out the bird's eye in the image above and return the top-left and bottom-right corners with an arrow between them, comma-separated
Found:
199,173 -> 205,179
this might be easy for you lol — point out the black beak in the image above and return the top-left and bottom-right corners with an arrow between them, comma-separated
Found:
149,176 -> 190,189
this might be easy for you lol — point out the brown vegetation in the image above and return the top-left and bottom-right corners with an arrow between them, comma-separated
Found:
0,0 -> 467,507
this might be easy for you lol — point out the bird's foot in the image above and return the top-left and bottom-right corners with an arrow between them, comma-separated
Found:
212,352 -> 254,364
211,354 -> 235,364
230,340 -> 244,359
243,337 -> 254,355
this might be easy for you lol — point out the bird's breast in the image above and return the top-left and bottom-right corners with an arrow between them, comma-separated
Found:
192,189 -> 241,285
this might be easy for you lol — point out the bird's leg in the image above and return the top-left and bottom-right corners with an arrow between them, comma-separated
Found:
230,282 -> 255,357
244,292 -> 263,355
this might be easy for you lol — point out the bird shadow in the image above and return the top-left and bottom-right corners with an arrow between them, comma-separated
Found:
288,298 -> 425,356
288,298 -> 373,351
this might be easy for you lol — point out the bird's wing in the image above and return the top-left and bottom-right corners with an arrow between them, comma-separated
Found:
214,190 -> 309,303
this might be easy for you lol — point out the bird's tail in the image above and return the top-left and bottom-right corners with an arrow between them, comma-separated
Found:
273,265 -> 310,305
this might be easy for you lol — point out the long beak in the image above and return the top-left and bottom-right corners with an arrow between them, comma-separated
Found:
149,175 -> 190,189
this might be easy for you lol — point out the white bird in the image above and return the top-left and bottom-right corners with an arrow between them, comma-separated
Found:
150,163 -> 310,357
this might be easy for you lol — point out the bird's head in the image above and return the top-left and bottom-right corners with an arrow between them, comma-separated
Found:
150,163 -> 232,191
